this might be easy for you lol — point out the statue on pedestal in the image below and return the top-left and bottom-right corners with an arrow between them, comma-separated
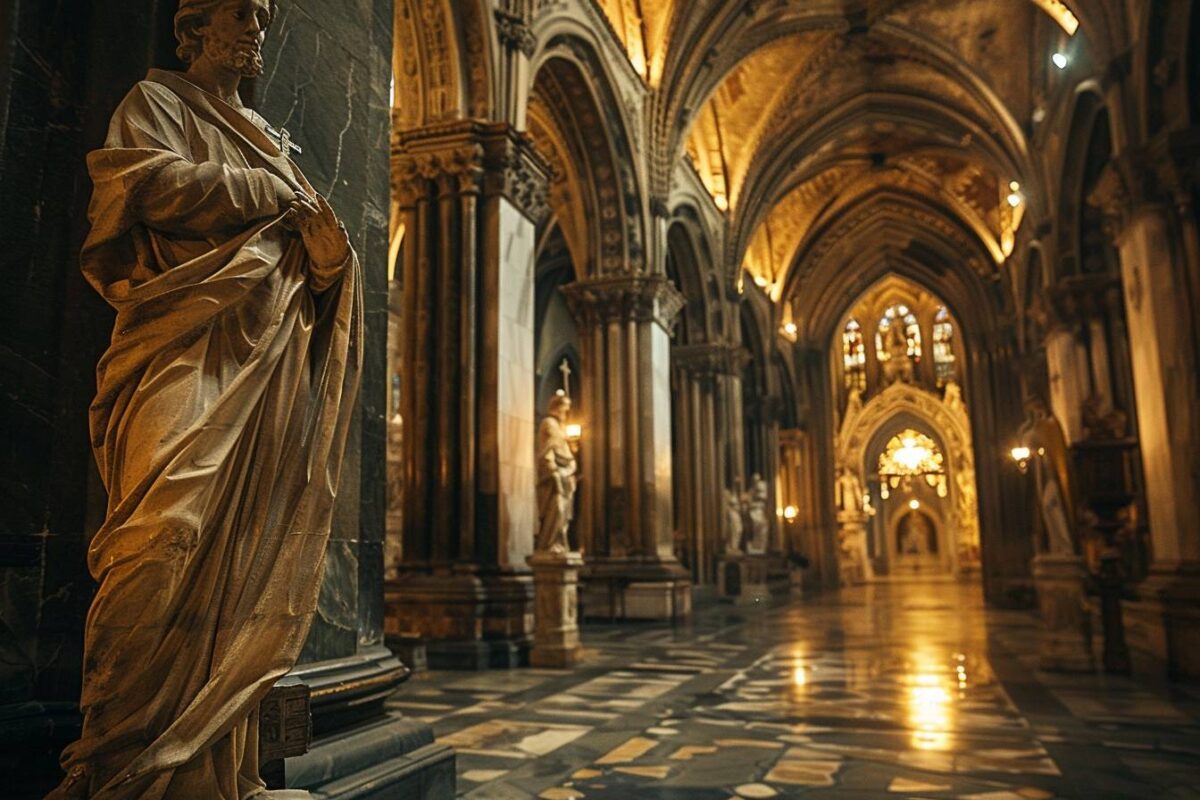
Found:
536,394 -> 578,555
836,467 -> 863,514
50,2 -> 362,798
744,473 -> 770,555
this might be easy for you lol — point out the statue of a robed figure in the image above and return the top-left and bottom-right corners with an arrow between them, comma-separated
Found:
535,394 -> 579,554
49,1 -> 362,797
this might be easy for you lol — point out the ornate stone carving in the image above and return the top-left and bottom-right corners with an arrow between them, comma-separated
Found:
564,275 -> 686,334
672,343 -> 751,377
495,9 -> 536,57
392,121 -> 549,221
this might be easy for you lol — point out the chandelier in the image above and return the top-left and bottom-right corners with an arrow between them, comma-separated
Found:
878,429 -> 947,499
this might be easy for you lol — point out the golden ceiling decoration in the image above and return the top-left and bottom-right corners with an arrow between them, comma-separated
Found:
878,429 -> 948,499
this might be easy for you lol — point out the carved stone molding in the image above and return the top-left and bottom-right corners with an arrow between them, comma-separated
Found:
563,276 -> 686,334
1089,129 -> 1200,238
392,120 -> 550,221
672,343 -> 751,377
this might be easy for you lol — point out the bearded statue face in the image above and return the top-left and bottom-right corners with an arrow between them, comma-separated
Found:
178,0 -> 273,77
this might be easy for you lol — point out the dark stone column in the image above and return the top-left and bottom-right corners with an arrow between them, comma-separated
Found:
387,121 -> 550,669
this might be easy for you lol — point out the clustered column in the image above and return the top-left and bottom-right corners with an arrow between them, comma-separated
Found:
387,122 -> 550,668
564,276 -> 693,619
1090,144 -> 1200,678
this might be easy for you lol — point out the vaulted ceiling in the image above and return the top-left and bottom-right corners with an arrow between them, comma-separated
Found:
596,0 -> 1100,320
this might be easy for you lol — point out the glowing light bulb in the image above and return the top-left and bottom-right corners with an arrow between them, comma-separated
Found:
909,499 -> 921,510
1052,52 -> 1069,69
783,322 -> 798,336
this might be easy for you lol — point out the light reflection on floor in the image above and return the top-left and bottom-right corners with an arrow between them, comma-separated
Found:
389,581 -> 1200,799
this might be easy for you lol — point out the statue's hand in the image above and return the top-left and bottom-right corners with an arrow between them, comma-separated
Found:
292,192 -> 351,269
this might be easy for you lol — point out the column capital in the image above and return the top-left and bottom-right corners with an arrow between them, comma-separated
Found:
494,10 -> 536,57
563,275 -> 686,334
392,120 -> 550,221
1089,128 -> 1200,238
1040,274 -> 1123,333
672,343 -> 751,377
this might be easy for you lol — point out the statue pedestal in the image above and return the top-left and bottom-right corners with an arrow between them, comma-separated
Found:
1032,554 -> 1095,672
837,510 -> 873,585
527,552 -> 584,668
718,553 -> 771,606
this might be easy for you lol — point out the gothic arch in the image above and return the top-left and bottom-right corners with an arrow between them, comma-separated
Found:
836,382 -> 981,572
526,35 -> 646,277
392,0 -> 492,129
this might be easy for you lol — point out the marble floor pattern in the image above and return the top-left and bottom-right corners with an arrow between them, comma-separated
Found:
386,582 -> 1200,799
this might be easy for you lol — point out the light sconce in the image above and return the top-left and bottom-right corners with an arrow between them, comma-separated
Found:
783,505 -> 799,522
783,322 -> 798,336
1052,52 -> 1069,70
1006,181 -> 1024,208
909,499 -> 921,510
565,423 -> 583,442
1010,445 -> 1032,473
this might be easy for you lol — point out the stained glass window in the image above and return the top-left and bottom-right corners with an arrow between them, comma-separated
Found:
842,319 -> 867,391
876,305 -> 922,362
932,306 -> 956,386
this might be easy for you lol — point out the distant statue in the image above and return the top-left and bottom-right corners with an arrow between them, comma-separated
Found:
898,511 -> 936,555
845,387 -> 863,422
836,467 -> 863,514
536,394 -> 578,554
1022,397 -> 1076,555
723,488 -> 745,554
943,381 -> 965,416
883,323 -> 914,384
744,473 -> 770,554
49,2 -> 362,797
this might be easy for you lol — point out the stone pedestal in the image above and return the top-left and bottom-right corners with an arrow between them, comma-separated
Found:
718,553 -> 772,606
1032,554 -> 1095,673
837,510 -> 873,585
528,552 -> 584,668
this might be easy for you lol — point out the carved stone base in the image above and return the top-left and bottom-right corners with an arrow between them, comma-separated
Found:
581,559 -> 692,621
385,570 -> 533,670
528,551 -> 584,668
718,553 -> 771,606
1032,554 -> 1095,673
1123,563 -> 1200,680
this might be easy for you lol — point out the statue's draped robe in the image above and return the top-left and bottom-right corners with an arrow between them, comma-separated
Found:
535,417 -> 576,553
57,70 -> 362,800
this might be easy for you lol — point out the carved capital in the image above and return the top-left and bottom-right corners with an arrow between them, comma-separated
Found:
494,10 -> 536,57
1043,274 -> 1123,331
392,121 -> 549,220
672,343 -> 751,377
563,276 -> 686,334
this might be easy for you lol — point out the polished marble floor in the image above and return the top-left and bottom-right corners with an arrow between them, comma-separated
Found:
387,582 -> 1200,799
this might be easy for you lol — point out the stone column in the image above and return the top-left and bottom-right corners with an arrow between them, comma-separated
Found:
779,429 -> 807,591
388,122 -> 550,668
565,276 -> 693,620
1090,141 -> 1200,678
672,344 -> 750,587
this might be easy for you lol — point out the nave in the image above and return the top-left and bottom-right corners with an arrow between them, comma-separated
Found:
399,583 -> 1200,799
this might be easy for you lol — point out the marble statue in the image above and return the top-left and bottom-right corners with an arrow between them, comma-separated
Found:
836,467 -> 863,514
536,394 -> 578,554
49,2 -> 362,798
744,473 -> 770,555
723,488 -> 745,554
